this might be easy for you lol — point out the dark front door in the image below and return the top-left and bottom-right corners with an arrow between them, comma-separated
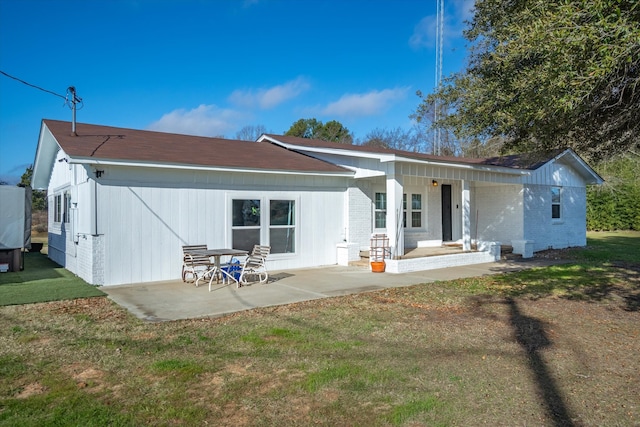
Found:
441,184 -> 452,241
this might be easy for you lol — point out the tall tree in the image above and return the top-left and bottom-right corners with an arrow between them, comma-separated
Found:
285,118 -> 353,144
320,120 -> 353,144
418,0 -> 640,161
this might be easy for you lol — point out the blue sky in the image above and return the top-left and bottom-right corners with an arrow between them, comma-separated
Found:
0,0 -> 473,185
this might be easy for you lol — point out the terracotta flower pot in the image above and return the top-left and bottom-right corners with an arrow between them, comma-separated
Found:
370,261 -> 385,273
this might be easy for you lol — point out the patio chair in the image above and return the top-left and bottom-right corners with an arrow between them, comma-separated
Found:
238,245 -> 270,286
182,245 -> 213,284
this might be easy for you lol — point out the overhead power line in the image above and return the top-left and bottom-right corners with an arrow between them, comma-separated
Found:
0,70 -> 66,100
1,69 -> 84,135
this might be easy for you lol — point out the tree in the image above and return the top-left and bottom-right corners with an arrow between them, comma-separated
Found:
458,136 -> 505,159
418,0 -> 640,161
19,165 -> 46,211
321,120 -> 353,144
285,118 -> 323,139
285,118 -> 353,144
410,96 -> 462,156
361,127 -> 418,151
587,153 -> 640,230
235,125 -> 268,141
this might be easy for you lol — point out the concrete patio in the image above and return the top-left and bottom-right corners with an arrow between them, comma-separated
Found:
102,257 -> 564,322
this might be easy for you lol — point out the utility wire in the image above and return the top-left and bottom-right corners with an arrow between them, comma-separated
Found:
0,70 -> 66,100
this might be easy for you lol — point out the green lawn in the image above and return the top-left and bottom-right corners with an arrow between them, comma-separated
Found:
0,231 -> 637,426
0,252 -> 105,306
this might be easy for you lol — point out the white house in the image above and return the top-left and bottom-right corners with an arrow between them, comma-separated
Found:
32,119 -> 603,286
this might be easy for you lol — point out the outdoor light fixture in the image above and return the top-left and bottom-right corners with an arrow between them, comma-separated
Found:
432,180 -> 438,187
95,170 -> 105,178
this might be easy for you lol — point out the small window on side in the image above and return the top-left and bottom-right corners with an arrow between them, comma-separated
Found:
551,187 -> 561,219
375,192 -> 386,229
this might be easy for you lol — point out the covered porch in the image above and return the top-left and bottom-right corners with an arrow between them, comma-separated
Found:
339,158 -> 528,273
347,240 -> 502,274
376,166 -> 525,260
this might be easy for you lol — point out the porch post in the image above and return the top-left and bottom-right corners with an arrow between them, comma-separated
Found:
386,169 -> 404,258
461,180 -> 471,251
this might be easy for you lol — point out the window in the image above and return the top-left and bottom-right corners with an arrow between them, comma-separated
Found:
63,192 -> 72,223
232,199 -> 261,251
269,200 -> 295,254
551,187 -> 561,219
375,192 -> 386,229
403,194 -> 407,228
411,194 -> 422,227
402,193 -> 422,228
53,194 -> 62,223
232,198 -> 296,254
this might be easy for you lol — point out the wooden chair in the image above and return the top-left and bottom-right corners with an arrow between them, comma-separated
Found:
238,245 -> 270,286
181,245 -> 213,285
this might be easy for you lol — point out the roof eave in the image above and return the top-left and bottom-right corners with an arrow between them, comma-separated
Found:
68,157 -> 354,177
262,137 -> 531,176
32,121 -> 61,190
554,149 -> 604,185
261,135 -> 393,161
392,155 -> 532,175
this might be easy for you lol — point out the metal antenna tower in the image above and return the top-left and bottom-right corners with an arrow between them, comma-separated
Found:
433,0 -> 444,155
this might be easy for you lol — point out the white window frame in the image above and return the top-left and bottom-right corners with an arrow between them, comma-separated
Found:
268,199 -> 296,255
551,186 -> 562,220
229,194 -> 299,258
53,194 -> 63,223
403,192 -> 423,229
374,192 -> 386,230
63,192 -> 72,224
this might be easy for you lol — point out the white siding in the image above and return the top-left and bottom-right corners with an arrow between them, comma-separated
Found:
426,184 -> 441,241
523,185 -> 587,251
522,159 -> 589,250
346,181 -> 372,248
47,150 -> 74,270
43,138 -> 595,285
524,159 -> 587,187
91,166 -> 347,286
474,184 -> 524,244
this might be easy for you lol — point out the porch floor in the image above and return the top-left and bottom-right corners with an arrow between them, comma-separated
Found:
401,244 -> 468,259
351,244 -> 472,267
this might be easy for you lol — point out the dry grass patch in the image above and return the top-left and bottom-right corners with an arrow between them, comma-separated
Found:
1,231 -> 639,425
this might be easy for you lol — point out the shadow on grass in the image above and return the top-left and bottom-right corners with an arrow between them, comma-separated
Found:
505,297 -> 576,427
0,252 -> 65,284
466,294 -> 578,426
487,263 -> 640,312
0,252 -> 105,306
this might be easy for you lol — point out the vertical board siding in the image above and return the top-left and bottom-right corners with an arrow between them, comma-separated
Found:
47,143 -> 595,286
93,168 -> 346,285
